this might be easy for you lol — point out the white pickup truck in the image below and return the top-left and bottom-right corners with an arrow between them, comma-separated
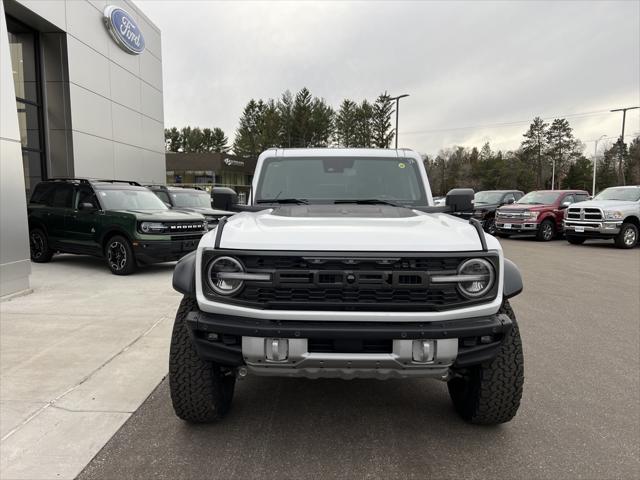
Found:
170,148 -> 524,425
564,185 -> 640,248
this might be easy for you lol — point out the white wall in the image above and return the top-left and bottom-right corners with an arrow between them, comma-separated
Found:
0,0 -> 31,296
16,0 -> 166,183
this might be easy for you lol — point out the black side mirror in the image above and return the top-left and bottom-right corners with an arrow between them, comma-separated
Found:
560,201 -> 571,209
506,197 -> 515,204
79,202 -> 96,211
445,188 -> 474,212
211,187 -> 238,211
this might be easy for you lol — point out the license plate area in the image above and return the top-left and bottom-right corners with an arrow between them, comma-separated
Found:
575,226 -> 585,232
503,223 -> 512,229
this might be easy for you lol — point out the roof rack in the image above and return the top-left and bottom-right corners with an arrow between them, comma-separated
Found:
47,177 -> 92,184
146,184 -> 205,191
95,179 -> 141,186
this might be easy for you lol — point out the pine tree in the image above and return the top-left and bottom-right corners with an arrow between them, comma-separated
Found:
164,127 -> 181,152
546,118 -> 580,189
309,98 -> 334,147
233,100 -> 262,158
354,100 -> 374,148
625,136 -> 640,185
277,90 -> 294,148
334,99 -> 358,147
291,88 -> 313,147
521,117 -> 549,189
371,92 -> 394,148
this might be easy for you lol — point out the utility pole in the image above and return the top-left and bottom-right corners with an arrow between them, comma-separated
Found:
610,106 -> 639,185
592,135 -> 606,196
389,94 -> 409,149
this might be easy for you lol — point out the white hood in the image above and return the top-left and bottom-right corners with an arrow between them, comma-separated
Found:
571,199 -> 638,209
202,206 -> 498,252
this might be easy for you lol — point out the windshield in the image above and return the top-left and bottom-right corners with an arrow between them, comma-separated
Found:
594,187 -> 640,202
171,192 -> 211,208
516,191 -> 561,205
98,189 -> 168,211
475,192 -> 505,204
255,157 -> 427,205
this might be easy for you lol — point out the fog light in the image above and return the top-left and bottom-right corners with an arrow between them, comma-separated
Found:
206,332 -> 219,341
265,338 -> 288,362
412,339 -> 435,363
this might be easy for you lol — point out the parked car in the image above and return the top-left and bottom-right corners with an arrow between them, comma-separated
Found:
495,189 -> 589,241
28,179 -> 207,275
564,185 -> 640,248
147,185 -> 233,229
472,190 -> 524,235
169,148 -> 525,425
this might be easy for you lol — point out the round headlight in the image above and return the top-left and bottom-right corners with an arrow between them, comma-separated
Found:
206,256 -> 245,296
457,258 -> 495,298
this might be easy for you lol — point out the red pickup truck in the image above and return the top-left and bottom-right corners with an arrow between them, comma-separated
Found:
495,190 -> 589,241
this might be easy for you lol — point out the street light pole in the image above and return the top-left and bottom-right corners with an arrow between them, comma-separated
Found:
389,94 -> 409,149
610,106 -> 639,184
592,135 -> 606,196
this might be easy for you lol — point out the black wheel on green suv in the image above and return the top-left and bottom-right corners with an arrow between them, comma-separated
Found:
447,300 -> 524,424
29,228 -> 54,263
169,296 -> 236,422
105,235 -> 136,275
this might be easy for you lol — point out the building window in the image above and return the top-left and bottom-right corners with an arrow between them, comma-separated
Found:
6,17 -> 46,199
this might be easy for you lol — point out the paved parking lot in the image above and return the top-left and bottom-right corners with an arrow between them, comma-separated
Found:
77,238 -> 640,480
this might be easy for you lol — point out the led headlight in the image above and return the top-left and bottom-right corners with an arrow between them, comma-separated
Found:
604,210 -> 623,220
456,258 -> 495,298
140,221 -> 166,233
524,211 -> 539,219
206,256 -> 246,296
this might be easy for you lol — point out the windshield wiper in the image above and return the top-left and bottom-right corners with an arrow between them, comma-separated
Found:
334,199 -> 403,207
256,198 -> 308,205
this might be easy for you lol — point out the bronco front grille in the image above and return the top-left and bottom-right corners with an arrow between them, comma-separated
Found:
567,207 -> 603,221
202,251 -> 499,311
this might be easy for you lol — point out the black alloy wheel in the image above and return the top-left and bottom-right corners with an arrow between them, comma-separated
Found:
105,235 -> 136,275
29,229 -> 53,263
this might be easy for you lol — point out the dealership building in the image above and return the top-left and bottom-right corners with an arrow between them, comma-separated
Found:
0,0 -> 164,296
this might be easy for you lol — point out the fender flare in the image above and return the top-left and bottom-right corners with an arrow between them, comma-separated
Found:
503,258 -> 523,299
173,250 -> 197,296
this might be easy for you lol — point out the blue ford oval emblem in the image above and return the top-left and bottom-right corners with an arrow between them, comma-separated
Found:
103,5 -> 145,55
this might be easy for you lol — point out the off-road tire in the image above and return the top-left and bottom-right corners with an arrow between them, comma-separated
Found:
614,223 -> 638,249
566,235 -> 586,245
447,300 -> 524,425
169,296 -> 236,423
105,235 -> 136,275
29,228 -> 54,263
536,219 -> 555,242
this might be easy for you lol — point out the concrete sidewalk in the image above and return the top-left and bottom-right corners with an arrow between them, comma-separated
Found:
0,255 -> 181,480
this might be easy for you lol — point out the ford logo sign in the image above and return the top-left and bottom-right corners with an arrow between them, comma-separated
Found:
103,5 -> 145,55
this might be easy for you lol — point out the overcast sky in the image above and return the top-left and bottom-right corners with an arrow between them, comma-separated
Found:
136,0 -> 640,156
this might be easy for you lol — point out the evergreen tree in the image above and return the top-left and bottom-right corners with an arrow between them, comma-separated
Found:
354,100 -> 374,148
202,127 -> 230,153
291,88 -> 314,147
233,100 -> 263,158
562,156 -> 593,190
546,118 -> 580,189
335,99 -> 358,147
277,90 -> 294,148
257,100 -> 282,150
372,92 -> 394,148
625,136 -> 640,185
309,98 -> 334,147
164,127 -> 181,152
521,117 -> 548,189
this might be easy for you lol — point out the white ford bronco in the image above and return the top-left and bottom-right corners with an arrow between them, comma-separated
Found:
170,148 -> 524,425
564,185 -> 640,248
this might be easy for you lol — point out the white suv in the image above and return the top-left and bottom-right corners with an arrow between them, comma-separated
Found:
170,148 -> 525,425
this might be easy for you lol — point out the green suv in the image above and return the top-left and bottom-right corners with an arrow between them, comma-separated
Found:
28,179 -> 208,275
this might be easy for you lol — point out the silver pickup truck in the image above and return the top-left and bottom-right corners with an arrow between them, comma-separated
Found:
564,185 -> 640,248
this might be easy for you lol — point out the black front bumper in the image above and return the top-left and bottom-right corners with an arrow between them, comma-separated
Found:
133,237 -> 201,264
185,311 -> 512,369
